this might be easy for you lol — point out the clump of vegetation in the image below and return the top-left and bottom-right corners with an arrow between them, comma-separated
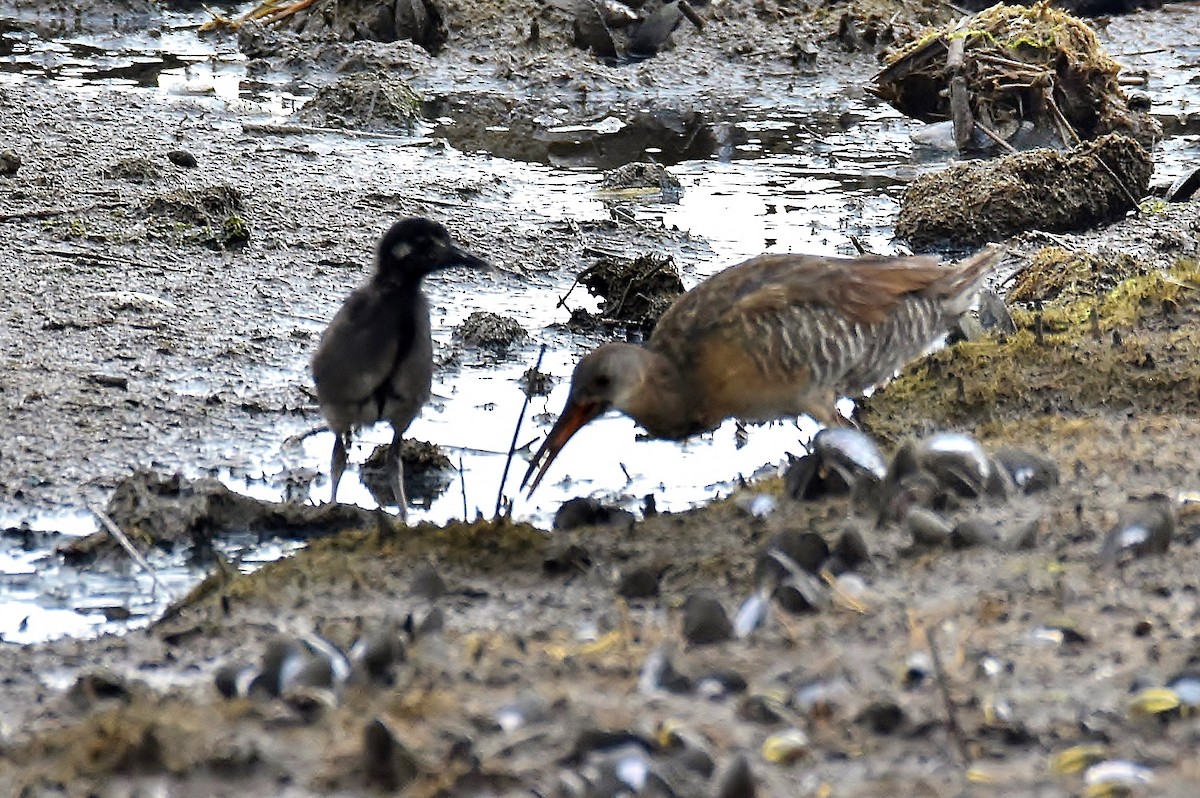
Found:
1007,246 -> 1151,304
299,72 -> 423,133
874,1 -> 1157,146
860,259 -> 1200,442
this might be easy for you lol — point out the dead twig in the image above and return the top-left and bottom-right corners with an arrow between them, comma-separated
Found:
89,504 -> 171,599
928,626 -> 971,765
459,454 -> 469,522
497,344 -> 547,517
241,121 -> 430,142
1094,154 -> 1144,210
0,202 -> 104,223
972,119 -> 1018,154
1041,85 -> 1081,148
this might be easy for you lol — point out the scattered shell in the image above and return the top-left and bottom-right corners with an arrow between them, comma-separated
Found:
813,427 -> 888,484
733,589 -> 771,638
1100,496 -> 1176,565
738,691 -> 789,724
1050,744 -> 1108,775
902,651 -> 933,687
829,527 -> 870,571
349,622 -> 407,684
1082,759 -> 1153,792
596,0 -> 640,27
904,507 -> 952,548
695,670 -> 748,699
639,646 -> 693,694
1028,625 -> 1089,647
787,427 -> 886,500
744,494 -> 777,518
992,447 -> 1060,493
1166,670 -> 1200,706
494,694 -> 551,732
1127,687 -> 1180,717
761,728 -> 809,764
917,432 -> 1009,499
793,677 -> 851,717
770,558 -> 831,614
754,530 -> 829,585
214,662 -> 258,699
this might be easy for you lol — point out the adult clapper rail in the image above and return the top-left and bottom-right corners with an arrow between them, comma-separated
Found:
312,217 -> 490,518
522,245 -> 1002,494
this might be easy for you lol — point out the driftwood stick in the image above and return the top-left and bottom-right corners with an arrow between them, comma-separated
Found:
1042,86 -> 1080,149
241,122 -> 428,142
949,76 -> 974,153
89,504 -> 170,598
973,119 -> 1018,154
928,626 -> 971,766
678,0 -> 705,31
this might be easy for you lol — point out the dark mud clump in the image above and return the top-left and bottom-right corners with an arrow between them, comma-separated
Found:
361,439 -> 454,507
144,184 -> 250,249
297,71 -> 422,132
598,161 -> 683,202
453,310 -> 527,350
896,133 -> 1151,247
102,156 -> 162,183
577,252 -> 684,329
60,470 -> 382,564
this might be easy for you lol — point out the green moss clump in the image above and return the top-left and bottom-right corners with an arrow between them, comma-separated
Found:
859,259 -> 1200,442
1008,246 -> 1151,305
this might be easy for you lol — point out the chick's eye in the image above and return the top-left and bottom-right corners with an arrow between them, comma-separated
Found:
593,374 -> 611,389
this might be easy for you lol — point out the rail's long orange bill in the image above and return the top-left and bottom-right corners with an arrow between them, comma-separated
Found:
521,399 -> 603,495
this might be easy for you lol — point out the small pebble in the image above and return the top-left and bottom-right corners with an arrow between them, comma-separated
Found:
857,700 -> 906,734
554,497 -> 634,531
617,564 -> 663,599
950,518 -> 998,549
754,530 -> 828,585
167,149 -> 198,168
681,592 -> 733,646
0,149 -> 21,175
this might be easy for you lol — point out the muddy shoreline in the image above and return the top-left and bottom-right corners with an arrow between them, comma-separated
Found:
3,0 -> 1200,794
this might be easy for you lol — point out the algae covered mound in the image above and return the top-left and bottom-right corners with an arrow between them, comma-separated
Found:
895,133 -> 1151,247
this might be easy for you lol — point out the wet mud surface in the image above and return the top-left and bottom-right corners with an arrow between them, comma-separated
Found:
3,0 -> 1200,794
